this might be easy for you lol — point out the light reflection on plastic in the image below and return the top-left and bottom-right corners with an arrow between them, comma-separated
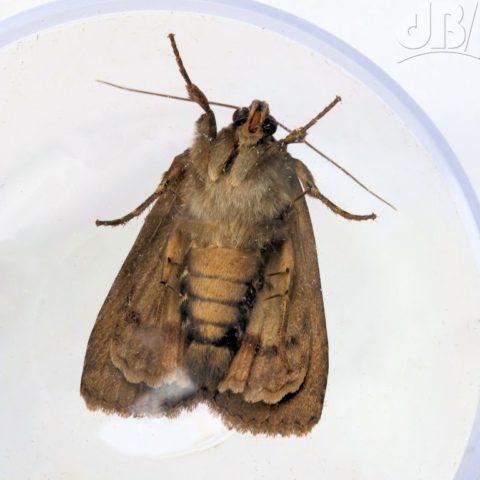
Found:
98,404 -> 231,457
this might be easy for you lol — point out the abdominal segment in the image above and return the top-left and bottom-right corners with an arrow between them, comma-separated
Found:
182,247 -> 262,391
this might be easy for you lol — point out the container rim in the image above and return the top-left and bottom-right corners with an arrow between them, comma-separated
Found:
1,1 -> 479,478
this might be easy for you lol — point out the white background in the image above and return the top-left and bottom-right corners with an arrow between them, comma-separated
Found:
1,0 -> 479,197
1,2 -> 479,480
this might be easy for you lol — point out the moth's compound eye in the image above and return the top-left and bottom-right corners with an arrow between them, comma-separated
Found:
262,115 -> 277,135
233,107 -> 249,126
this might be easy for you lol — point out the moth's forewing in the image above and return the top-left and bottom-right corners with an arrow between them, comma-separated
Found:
211,178 -> 328,436
80,152 -> 196,415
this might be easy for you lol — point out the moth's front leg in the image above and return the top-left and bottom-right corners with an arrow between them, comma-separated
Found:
188,113 -> 216,180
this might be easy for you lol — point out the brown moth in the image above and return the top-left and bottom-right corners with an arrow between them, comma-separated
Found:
80,34 -> 377,436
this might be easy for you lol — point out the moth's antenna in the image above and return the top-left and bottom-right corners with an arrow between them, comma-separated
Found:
298,138 -> 396,211
95,81 -> 395,211
96,79 -> 239,109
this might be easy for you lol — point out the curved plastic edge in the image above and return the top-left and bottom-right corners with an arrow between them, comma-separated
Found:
1,1 -> 479,478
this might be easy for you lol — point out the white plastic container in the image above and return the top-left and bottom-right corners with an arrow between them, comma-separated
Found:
1,2 -> 479,479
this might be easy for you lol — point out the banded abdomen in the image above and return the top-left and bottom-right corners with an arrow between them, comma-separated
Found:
183,246 -> 262,390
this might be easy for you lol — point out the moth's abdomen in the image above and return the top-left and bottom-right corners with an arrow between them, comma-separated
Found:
183,247 -> 261,390
186,278 -> 249,342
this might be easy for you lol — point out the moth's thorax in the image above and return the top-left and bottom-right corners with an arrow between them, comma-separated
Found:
179,126 -> 295,249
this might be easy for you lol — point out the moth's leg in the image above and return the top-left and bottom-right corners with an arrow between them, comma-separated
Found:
266,268 -> 289,277
188,112 -> 216,180
159,279 -> 182,296
168,33 -> 217,140
280,96 -> 341,145
96,151 -> 187,227
96,188 -> 163,227
293,158 -> 376,221
263,290 -> 289,301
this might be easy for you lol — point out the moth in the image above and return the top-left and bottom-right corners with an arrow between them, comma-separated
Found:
80,34 -> 380,436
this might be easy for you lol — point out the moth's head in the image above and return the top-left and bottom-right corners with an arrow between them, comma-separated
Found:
232,100 -> 278,146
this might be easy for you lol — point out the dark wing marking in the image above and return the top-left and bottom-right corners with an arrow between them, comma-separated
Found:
211,177 -> 329,436
80,151 -> 196,416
